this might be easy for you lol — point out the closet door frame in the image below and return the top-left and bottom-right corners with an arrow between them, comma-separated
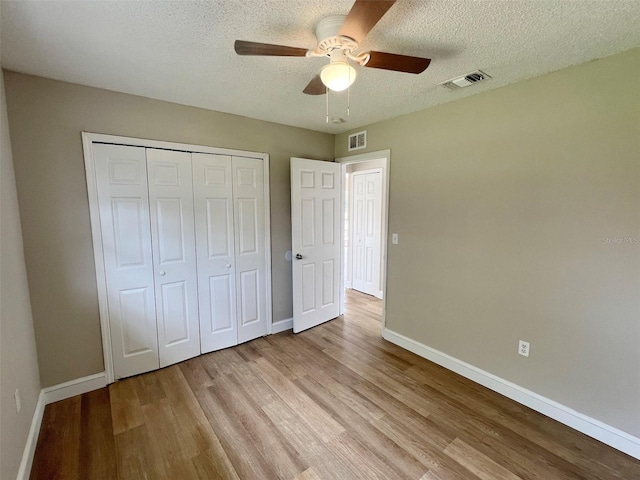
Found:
82,132 -> 272,384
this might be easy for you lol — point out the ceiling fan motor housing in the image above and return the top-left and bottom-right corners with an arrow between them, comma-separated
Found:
308,15 -> 369,66
315,16 -> 348,46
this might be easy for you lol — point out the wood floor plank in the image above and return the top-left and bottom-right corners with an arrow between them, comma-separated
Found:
78,388 -> 117,480
325,431 -> 403,479
323,344 -> 436,419
30,396 -> 82,480
444,438 -> 522,480
109,376 -> 144,435
305,367 -> 388,422
195,382 -> 281,479
322,320 -> 415,371
228,354 -> 281,407
156,366 -> 240,479
28,289 -> 640,480
114,424 -> 164,480
405,365 -> 633,480
295,467 -> 323,480
212,372 -> 307,479
249,355 -> 346,442
233,339 -> 263,362
139,398 -> 202,476
190,448 -> 234,480
371,413 -> 480,480
321,323 -> 596,480
260,401 -> 359,480
296,373 -> 428,479
133,371 -> 166,406
420,471 -> 445,480
179,356 -> 215,392
408,381 -> 595,480
200,347 -> 248,380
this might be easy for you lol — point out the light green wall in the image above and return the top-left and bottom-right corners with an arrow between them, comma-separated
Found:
3,72 -> 333,387
336,48 -> 640,437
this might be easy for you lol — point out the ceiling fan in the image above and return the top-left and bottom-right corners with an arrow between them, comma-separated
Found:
234,0 -> 431,95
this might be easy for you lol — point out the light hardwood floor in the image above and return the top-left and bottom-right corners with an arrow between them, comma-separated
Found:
31,290 -> 640,479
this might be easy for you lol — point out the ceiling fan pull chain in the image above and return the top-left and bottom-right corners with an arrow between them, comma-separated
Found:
347,67 -> 351,117
326,87 -> 329,123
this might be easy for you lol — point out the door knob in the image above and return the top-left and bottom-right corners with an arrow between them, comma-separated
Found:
295,253 -> 303,260
225,263 -> 232,269
159,271 -> 166,276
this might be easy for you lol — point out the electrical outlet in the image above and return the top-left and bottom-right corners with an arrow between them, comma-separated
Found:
518,340 -> 530,357
392,233 -> 398,244
15,389 -> 21,413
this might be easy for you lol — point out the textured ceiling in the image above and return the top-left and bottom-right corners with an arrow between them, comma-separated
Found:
2,0 -> 640,134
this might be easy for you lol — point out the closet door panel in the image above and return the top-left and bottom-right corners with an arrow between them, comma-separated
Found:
147,149 -> 200,367
233,156 -> 268,343
192,153 -> 238,353
94,144 -> 159,379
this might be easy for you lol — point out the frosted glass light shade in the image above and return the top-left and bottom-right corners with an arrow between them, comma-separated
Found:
320,62 -> 356,91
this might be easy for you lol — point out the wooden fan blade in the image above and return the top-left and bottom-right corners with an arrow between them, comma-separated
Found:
234,40 -> 308,56
338,0 -> 396,43
365,51 -> 431,74
303,75 -> 327,95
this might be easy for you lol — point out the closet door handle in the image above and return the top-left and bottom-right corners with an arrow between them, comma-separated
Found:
225,263 -> 232,269
158,271 -> 166,276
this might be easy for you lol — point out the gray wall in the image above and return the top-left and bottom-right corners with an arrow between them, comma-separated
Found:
0,71 -> 41,480
3,72 -> 334,387
335,48 -> 640,437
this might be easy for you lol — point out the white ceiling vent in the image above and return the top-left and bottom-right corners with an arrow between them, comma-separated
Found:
348,130 -> 366,151
441,70 -> 491,89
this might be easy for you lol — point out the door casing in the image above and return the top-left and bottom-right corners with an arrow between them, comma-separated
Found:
337,150 -> 391,331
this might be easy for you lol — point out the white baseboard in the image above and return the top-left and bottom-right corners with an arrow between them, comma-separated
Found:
272,317 -> 293,334
16,390 -> 45,480
383,328 -> 640,460
42,372 -> 107,405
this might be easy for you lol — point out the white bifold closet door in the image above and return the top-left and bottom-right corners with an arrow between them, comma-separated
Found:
193,153 -> 267,352
146,149 -> 201,367
94,143 -> 268,380
94,144 -> 160,378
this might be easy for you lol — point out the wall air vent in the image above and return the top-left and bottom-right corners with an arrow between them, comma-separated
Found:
348,130 -> 366,151
441,70 -> 491,89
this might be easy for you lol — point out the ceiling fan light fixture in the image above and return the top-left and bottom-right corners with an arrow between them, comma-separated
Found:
320,61 -> 356,92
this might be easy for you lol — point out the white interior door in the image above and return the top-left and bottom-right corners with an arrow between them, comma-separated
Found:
232,156 -> 268,343
291,158 -> 341,333
146,148 -> 200,367
351,170 -> 382,297
351,173 -> 366,293
192,153 -> 238,353
94,144 -> 159,379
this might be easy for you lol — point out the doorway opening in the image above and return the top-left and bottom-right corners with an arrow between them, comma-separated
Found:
337,150 -> 390,333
